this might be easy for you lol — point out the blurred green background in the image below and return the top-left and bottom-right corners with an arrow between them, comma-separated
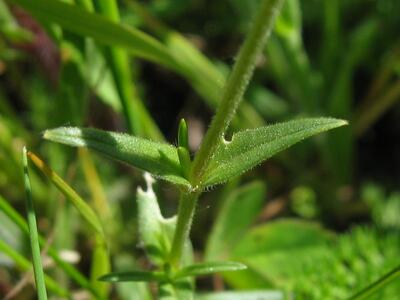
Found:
0,0 -> 399,299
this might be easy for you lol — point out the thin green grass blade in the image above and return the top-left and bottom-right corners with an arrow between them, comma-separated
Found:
0,239 -> 69,297
174,261 -> 247,279
27,151 -> 105,238
43,127 -> 190,188
347,265 -> 400,300
95,0 -> 163,140
0,195 -> 102,299
202,118 -> 347,187
11,0 -> 178,70
22,147 -> 48,300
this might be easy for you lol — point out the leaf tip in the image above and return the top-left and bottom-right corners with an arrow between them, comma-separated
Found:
336,119 -> 349,127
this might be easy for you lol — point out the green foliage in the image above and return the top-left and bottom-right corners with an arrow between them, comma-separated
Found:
196,291 -> 285,300
2,0 -> 397,298
174,261 -> 247,279
22,148 -> 48,300
205,181 -> 266,261
27,151 -> 105,237
202,118 -> 347,187
11,0 -> 177,68
43,127 -> 190,188
136,173 -> 185,266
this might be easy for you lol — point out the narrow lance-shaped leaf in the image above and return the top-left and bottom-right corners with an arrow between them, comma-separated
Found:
11,0 -> 177,69
201,118 -> 347,187
174,261 -> 247,279
43,127 -> 190,188
0,195 -> 101,298
22,147 -> 48,300
98,270 -> 166,283
27,151 -> 105,238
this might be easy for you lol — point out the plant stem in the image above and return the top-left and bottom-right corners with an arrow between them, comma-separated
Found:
169,0 -> 283,269
23,147 -> 48,300
347,264 -> 400,300
190,0 -> 284,186
169,191 -> 199,268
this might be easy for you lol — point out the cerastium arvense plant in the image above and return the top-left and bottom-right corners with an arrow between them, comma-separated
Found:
23,0 -> 349,298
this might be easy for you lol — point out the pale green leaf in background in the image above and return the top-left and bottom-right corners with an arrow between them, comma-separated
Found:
137,173 -> 178,265
195,290 -> 286,300
205,181 -> 266,261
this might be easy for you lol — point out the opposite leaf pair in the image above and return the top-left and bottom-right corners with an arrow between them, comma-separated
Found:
43,117 -> 347,190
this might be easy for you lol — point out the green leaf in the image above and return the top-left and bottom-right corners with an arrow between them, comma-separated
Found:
22,147 -> 48,300
11,0 -> 177,69
43,127 -> 190,188
98,270 -> 165,282
27,151 -> 105,238
195,290 -> 285,300
174,261 -> 247,279
202,118 -> 347,187
137,173 -> 193,266
225,219 -> 334,289
205,181 -> 266,261
137,173 -> 178,265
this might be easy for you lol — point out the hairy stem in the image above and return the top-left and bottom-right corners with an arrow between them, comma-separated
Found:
190,0 -> 284,186
169,0 -> 284,269
169,192 -> 199,268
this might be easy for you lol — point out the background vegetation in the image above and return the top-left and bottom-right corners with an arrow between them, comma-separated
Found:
0,0 -> 399,299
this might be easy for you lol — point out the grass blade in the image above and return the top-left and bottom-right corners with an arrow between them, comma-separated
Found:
347,265 -> 400,300
0,194 -> 102,299
27,151 -> 105,238
22,147 -> 48,300
11,0 -> 178,69
95,0 -> 163,140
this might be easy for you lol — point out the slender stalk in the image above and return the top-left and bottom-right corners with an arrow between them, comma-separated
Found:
169,0 -> 283,269
169,192 -> 199,267
190,0 -> 284,186
347,265 -> 400,300
22,147 -> 48,300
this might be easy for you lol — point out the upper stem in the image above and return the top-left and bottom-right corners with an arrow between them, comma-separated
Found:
190,0 -> 284,187
169,0 -> 284,269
